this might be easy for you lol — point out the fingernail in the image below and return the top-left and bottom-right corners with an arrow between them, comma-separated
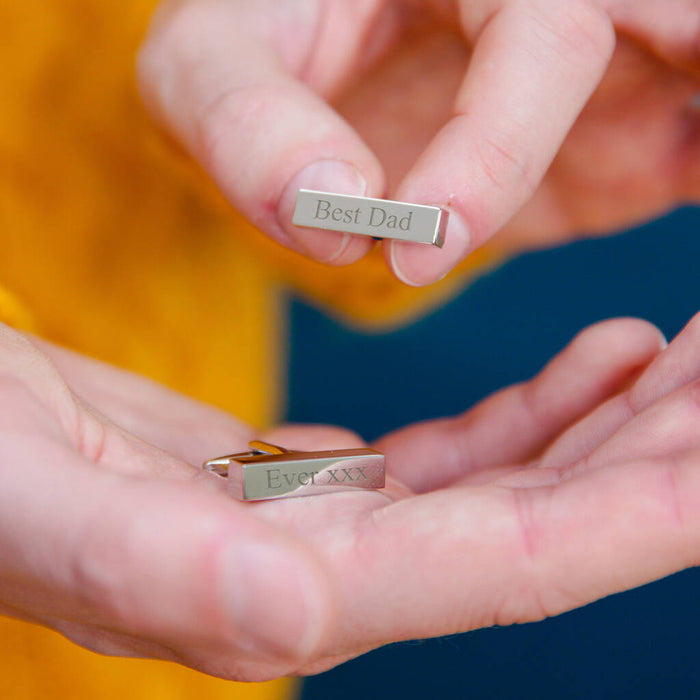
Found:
223,542 -> 325,659
390,208 -> 470,286
279,160 -> 367,262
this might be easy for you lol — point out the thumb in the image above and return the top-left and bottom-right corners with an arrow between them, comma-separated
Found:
0,382 -> 333,679
137,0 -> 386,265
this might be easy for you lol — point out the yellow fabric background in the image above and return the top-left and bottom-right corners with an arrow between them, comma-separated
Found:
0,0 -> 499,696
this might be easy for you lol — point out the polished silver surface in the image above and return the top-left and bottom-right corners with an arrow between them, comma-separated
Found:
293,189 -> 447,247
203,441 -> 385,501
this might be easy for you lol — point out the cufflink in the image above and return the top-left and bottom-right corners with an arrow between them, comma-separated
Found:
203,441 -> 385,501
293,190 -> 447,247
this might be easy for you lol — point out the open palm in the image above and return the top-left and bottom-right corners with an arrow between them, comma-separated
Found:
8,312 -> 698,680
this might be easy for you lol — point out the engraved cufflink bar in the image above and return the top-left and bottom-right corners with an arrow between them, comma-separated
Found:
293,190 -> 447,247
203,441 -> 386,501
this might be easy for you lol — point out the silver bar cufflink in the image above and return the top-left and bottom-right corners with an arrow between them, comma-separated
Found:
293,189 -> 447,247
203,441 -> 386,501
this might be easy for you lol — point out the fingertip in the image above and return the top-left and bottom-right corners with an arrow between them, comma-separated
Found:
278,160 -> 374,264
386,208 -> 471,286
622,318 -> 668,353
575,318 -> 668,362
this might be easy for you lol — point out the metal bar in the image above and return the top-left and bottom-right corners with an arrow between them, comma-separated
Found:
293,189 -> 447,247
205,446 -> 385,501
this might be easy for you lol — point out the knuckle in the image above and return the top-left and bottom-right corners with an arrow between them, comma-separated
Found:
196,84 -> 267,166
196,81 -> 303,179
489,490 -> 551,626
475,129 -> 537,197
503,487 -> 586,623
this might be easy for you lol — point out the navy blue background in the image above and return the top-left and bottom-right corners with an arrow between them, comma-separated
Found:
287,207 -> 700,699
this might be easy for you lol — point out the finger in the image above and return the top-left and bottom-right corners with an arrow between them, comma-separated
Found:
540,312 -> 700,468
33,336 -> 254,466
261,423 -> 367,452
386,0 -> 615,285
536,391 -> 631,469
573,378 -> 700,472
376,318 -> 665,491
629,311 -> 700,411
339,451 -> 700,649
137,0 -> 386,264
0,324 -> 81,439
0,327 -> 196,481
0,393 -> 332,680
606,0 -> 700,79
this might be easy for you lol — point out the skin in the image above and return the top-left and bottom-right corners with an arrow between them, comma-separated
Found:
7,0 -> 700,683
6,313 -> 700,681
138,0 -> 700,285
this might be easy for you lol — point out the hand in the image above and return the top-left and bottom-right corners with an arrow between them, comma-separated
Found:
137,0 -> 700,286
8,313 -> 700,681
0,326 -> 334,680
